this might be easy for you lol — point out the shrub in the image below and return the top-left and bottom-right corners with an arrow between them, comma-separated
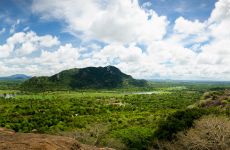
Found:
154,108 -> 206,140
154,115 -> 230,150
113,127 -> 153,150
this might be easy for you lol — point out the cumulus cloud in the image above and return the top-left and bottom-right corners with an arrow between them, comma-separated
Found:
32,0 -> 168,44
0,46 -> 78,76
1,0 -> 230,80
174,17 -> 206,35
193,0 -> 230,74
209,0 -> 230,23
0,44 -> 12,58
0,31 -> 60,57
38,44 -> 80,67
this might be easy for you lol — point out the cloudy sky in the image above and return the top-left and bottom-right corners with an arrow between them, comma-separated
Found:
0,0 -> 229,80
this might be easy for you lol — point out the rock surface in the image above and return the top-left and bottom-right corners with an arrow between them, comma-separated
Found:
0,128 -> 112,150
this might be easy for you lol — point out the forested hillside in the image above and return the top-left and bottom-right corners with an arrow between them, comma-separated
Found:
21,66 -> 147,92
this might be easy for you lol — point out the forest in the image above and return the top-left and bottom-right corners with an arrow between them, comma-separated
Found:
0,80 -> 230,149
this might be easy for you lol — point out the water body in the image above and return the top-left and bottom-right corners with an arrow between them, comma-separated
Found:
125,91 -> 163,95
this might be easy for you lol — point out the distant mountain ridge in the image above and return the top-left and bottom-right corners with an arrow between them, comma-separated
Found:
0,74 -> 31,80
21,66 -> 147,91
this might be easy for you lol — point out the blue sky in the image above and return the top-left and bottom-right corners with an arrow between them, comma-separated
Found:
0,0 -> 230,80
0,0 -> 215,42
140,0 -> 216,21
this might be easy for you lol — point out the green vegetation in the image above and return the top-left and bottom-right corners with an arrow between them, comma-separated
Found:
20,66 -> 147,92
0,80 -> 24,90
0,76 -> 230,149
0,89 -> 201,149
155,115 -> 230,150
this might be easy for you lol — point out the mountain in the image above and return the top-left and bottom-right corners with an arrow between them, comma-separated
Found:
21,66 -> 147,91
0,74 -> 31,80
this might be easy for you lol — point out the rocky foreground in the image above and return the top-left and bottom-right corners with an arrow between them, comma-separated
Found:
0,128 -> 113,150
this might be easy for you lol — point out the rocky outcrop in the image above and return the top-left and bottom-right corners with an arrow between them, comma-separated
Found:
0,128 -> 113,150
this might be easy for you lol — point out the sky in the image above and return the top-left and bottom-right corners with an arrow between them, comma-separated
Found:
0,0 -> 230,81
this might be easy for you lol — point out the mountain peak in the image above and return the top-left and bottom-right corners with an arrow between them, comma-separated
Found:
21,66 -> 147,91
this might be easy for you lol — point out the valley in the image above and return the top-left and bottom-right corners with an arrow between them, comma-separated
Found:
0,71 -> 230,149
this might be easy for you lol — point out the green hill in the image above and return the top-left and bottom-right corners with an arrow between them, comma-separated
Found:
21,66 -> 147,91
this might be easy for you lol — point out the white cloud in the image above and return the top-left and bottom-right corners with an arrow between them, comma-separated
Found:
0,44 -> 12,58
1,0 -> 230,81
194,0 -> 230,71
174,17 -> 206,35
92,43 -> 145,64
32,0 -> 100,31
32,0 -> 168,44
38,35 -> 60,47
172,17 -> 209,46
209,0 -> 230,23
0,31 -> 60,57
38,44 -> 79,66
197,39 -> 230,65
0,44 -> 81,76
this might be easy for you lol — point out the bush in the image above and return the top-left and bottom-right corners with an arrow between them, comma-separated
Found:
113,127 -> 153,150
154,108 -> 206,140
154,115 -> 230,150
